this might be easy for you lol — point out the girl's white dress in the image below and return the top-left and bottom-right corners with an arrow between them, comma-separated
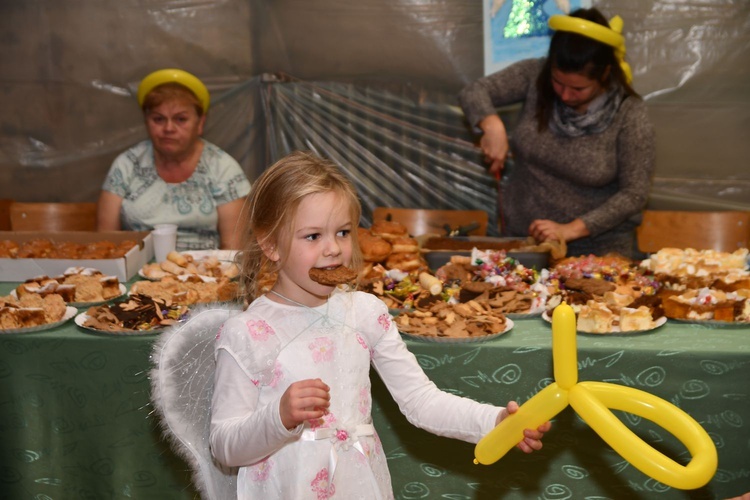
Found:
210,289 -> 500,500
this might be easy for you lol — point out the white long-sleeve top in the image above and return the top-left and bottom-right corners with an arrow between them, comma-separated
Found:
209,290 -> 502,499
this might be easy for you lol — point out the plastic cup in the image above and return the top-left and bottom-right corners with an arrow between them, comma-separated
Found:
152,224 -> 178,262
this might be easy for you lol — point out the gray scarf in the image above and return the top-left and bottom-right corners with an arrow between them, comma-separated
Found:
550,85 -> 624,137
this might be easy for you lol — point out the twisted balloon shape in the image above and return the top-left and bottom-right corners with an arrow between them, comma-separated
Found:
474,303 -> 717,490
548,14 -> 633,84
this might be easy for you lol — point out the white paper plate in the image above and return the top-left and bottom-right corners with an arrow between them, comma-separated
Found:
400,318 -> 514,343
0,306 -> 77,334
541,311 -> 667,335
74,312 -> 166,336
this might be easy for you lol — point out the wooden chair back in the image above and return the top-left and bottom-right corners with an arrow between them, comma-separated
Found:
10,202 -> 99,232
636,210 -> 750,253
372,207 -> 489,236
0,199 -> 12,231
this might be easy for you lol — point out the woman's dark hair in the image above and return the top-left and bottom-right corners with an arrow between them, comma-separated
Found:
535,7 -> 639,131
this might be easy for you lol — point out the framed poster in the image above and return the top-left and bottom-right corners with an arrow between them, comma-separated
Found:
484,0 -> 592,76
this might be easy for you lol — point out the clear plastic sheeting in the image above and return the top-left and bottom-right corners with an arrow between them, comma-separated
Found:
261,75 -> 499,231
0,0 -> 748,215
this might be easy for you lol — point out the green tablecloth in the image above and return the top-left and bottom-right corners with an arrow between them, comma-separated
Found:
1,281 -> 749,499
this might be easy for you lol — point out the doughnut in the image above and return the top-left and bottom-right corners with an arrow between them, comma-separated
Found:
385,252 -> 422,272
370,219 -> 408,241
390,236 -> 419,254
309,266 -> 358,285
358,227 -> 392,263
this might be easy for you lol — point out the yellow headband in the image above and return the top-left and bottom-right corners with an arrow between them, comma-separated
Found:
137,69 -> 210,113
548,15 -> 632,84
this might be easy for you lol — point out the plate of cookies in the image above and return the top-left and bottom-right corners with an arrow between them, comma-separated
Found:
393,299 -> 514,343
0,305 -> 77,334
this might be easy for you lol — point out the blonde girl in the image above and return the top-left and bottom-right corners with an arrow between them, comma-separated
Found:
210,151 -> 550,499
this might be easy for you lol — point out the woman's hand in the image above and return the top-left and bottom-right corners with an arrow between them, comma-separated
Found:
279,378 -> 330,430
497,401 -> 552,453
478,115 -> 510,178
529,218 -> 589,243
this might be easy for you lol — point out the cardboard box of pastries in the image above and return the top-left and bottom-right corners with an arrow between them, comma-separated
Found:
0,231 -> 153,282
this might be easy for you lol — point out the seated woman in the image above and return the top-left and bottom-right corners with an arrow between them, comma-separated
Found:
97,69 -> 251,250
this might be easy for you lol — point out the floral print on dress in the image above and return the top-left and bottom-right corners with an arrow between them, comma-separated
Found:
267,360 -> 284,388
355,333 -> 368,351
248,457 -> 273,482
377,313 -> 391,331
310,468 -> 335,499
359,387 -> 370,417
246,319 -> 275,341
309,411 -> 337,430
309,337 -> 335,363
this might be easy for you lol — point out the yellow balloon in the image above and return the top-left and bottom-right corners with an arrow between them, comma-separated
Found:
137,68 -> 210,113
570,382 -> 718,490
552,303 -> 577,389
548,14 -> 633,84
473,303 -> 718,490
548,15 -> 624,51
474,383 -> 568,465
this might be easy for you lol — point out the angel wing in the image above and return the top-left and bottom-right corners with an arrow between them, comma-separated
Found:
150,305 -> 243,500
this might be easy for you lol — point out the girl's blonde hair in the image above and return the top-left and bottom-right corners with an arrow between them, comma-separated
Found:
237,151 -> 363,302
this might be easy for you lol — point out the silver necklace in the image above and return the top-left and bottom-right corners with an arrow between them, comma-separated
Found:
268,289 -> 335,328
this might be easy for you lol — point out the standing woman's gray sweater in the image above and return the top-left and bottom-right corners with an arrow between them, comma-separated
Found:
459,58 -> 656,258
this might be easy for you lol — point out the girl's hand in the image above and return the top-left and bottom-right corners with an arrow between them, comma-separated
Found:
529,218 -> 589,243
478,115 -> 510,178
498,401 -> 552,454
279,378 -> 330,430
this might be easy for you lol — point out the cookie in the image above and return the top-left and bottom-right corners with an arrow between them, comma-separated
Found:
309,266 -> 357,285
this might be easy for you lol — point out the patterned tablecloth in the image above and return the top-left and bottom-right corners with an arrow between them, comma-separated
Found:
1,280 -> 749,499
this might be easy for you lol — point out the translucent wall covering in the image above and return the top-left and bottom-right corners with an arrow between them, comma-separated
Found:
261,76 -> 499,230
0,0 -> 748,217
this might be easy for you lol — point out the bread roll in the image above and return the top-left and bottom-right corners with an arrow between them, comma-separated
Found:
160,260 -> 187,275
167,251 -> 189,267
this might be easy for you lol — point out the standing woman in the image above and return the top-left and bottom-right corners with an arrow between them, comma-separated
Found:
459,8 -> 655,258
97,69 -> 251,250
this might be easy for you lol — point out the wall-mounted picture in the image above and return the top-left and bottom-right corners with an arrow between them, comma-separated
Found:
484,0 -> 592,75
